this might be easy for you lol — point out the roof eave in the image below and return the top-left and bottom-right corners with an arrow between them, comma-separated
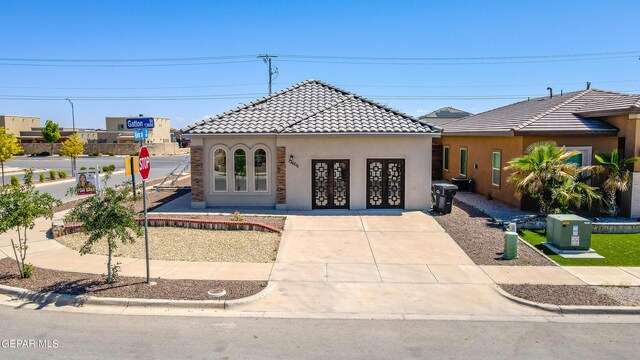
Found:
575,107 -> 640,118
441,130 -> 514,137
513,129 -> 619,136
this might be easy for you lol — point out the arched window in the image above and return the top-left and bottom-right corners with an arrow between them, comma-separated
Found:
254,148 -> 268,192
213,148 -> 227,191
234,149 -> 247,191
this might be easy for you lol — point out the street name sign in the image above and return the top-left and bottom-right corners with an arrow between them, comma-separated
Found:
133,128 -> 148,141
126,117 -> 155,129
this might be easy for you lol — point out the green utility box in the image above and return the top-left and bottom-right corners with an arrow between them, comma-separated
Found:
503,231 -> 518,259
546,214 -> 592,250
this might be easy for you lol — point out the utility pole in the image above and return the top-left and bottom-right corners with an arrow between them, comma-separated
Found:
65,98 -> 76,175
257,54 -> 279,95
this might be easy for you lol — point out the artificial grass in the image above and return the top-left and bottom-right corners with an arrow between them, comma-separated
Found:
520,229 -> 640,266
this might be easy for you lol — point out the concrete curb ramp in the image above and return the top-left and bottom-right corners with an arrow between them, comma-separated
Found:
493,285 -> 640,315
0,282 -> 275,310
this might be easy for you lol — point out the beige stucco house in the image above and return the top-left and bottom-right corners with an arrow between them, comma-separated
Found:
0,115 -> 40,136
104,116 -> 171,143
183,80 -> 439,210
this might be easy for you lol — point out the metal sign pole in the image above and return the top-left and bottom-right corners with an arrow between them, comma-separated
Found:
130,156 -> 137,199
143,179 -> 150,284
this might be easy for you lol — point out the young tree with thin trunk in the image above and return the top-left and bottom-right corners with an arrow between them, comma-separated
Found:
0,185 -> 60,278
59,133 -> 85,175
593,149 -> 640,217
64,187 -> 142,283
41,120 -> 60,155
0,127 -> 23,186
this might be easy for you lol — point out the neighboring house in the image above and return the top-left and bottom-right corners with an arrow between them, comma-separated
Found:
418,106 -> 472,127
435,88 -> 640,217
182,79 -> 439,210
0,115 -> 40,136
104,116 -> 171,143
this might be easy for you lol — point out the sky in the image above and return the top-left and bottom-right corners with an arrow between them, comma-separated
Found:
1,0 -> 639,130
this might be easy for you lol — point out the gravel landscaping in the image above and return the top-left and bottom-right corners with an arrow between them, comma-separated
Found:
0,258 -> 265,301
148,214 -> 287,231
498,284 -> 640,306
432,202 -> 552,266
56,227 -> 280,263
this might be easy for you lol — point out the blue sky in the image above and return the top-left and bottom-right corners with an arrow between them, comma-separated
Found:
1,0 -> 639,130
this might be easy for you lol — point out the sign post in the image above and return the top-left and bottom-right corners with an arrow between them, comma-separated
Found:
138,146 -> 152,284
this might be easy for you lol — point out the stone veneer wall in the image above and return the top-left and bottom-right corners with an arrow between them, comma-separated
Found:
190,145 -> 204,202
276,146 -> 286,204
20,142 -> 188,156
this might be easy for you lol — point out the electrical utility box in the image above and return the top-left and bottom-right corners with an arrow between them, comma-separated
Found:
546,214 -> 592,250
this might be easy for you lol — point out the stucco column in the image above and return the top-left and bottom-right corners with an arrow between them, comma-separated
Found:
190,140 -> 206,209
276,146 -> 287,209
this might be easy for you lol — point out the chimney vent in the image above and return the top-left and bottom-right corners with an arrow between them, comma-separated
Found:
546,87 -> 553,98
586,81 -> 591,90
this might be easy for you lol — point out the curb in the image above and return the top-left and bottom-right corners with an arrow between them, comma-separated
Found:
494,284 -> 640,315
0,281 -> 274,310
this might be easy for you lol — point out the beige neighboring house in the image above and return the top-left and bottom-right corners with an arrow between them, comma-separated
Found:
104,116 -> 171,144
19,127 -> 98,143
182,79 -> 439,210
0,115 -> 40,136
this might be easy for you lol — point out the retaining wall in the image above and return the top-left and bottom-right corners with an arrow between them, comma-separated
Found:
21,143 -> 189,156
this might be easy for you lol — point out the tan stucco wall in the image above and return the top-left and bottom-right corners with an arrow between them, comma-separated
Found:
278,135 -> 433,210
105,117 -> 171,143
200,136 -> 278,208
0,115 -> 40,136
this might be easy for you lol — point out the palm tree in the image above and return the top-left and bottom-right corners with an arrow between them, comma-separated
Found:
593,149 -> 640,217
505,143 -> 600,215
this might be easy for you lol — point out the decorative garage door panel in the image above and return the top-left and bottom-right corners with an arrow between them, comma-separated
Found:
312,160 -> 350,209
367,159 -> 405,209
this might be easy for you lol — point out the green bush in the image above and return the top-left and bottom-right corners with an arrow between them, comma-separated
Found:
10,175 -> 20,187
98,152 -> 103,157
16,150 -> 25,156
57,170 -> 67,179
79,166 -> 87,170
23,168 -> 34,186
89,151 -> 101,156
49,169 -> 56,180
39,173 -> 46,182
130,152 -> 139,156
101,164 -> 116,173
21,263 -> 35,278
108,152 -> 115,156
108,164 -> 116,172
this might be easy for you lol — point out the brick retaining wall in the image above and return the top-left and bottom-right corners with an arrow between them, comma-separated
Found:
21,142 -> 189,156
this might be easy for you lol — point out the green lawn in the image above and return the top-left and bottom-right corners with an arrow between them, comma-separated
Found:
520,230 -> 640,266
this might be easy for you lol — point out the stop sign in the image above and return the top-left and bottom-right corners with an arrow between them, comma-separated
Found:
138,146 -> 151,180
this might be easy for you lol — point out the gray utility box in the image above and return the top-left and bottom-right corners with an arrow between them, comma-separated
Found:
432,183 -> 458,214
546,214 -> 592,250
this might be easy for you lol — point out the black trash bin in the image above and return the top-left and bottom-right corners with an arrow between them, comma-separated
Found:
451,177 -> 472,192
432,183 -> 458,214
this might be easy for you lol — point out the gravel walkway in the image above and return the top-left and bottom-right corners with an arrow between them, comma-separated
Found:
432,202 -> 552,266
56,227 -> 280,263
0,258 -> 265,300
500,284 -> 624,306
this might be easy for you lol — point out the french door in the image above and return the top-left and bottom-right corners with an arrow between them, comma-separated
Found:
367,159 -> 405,209
312,160 -> 350,209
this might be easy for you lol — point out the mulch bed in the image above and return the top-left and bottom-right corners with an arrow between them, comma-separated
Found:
500,284 -> 622,306
432,202 -> 552,266
0,258 -> 266,301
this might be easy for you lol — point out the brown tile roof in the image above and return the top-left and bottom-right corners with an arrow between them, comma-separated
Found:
440,89 -> 625,136
574,94 -> 640,117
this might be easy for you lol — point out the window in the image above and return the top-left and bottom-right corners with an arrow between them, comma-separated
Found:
492,151 -> 501,187
234,149 -> 247,191
213,149 -> 227,191
443,146 -> 450,171
564,146 -> 592,167
459,148 -> 467,176
254,149 -> 268,192
117,124 -> 124,130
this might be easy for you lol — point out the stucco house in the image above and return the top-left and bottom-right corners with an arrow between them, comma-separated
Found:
435,87 -> 640,217
182,79 -> 439,210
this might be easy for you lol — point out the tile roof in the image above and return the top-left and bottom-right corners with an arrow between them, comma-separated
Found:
574,93 -> 640,116
439,89 -> 625,136
418,106 -> 472,126
182,80 -> 437,135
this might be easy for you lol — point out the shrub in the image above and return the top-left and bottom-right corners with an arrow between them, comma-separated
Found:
10,175 -> 19,187
21,263 -> 35,278
39,173 -> 46,182
130,152 -> 139,156
108,164 -> 116,172
57,170 -> 67,179
23,168 -> 34,186
97,152 -> 103,157
16,150 -> 25,156
49,169 -> 56,180
108,152 -> 115,156
89,151 -> 100,157
80,166 -> 87,170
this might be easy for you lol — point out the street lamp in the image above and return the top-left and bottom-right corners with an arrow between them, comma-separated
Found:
65,98 -> 75,133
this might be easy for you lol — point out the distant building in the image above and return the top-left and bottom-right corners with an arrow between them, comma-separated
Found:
0,115 -> 40,136
103,116 -> 171,144
18,127 -> 98,143
418,107 -> 472,126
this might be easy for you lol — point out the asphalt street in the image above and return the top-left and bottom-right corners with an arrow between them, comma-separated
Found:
2,155 -> 189,201
0,307 -> 639,359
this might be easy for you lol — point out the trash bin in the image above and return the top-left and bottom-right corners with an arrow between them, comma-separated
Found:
432,183 -> 458,214
451,177 -> 472,192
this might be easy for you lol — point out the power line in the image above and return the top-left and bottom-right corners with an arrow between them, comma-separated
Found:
0,60 -> 259,67
0,83 -> 267,90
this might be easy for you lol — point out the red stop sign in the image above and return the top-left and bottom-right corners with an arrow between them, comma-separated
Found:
138,146 -> 151,180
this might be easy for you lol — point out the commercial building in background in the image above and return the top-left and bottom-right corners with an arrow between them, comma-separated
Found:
0,115 -> 40,136
18,127 -> 99,143
103,116 -> 171,144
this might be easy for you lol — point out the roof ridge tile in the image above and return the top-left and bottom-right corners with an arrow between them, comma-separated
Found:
515,90 -> 590,131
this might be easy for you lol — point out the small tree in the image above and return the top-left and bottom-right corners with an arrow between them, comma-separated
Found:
594,149 -> 640,217
59,133 -> 85,175
64,187 -> 142,283
41,120 -> 60,155
0,186 -> 61,278
0,127 -> 24,186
